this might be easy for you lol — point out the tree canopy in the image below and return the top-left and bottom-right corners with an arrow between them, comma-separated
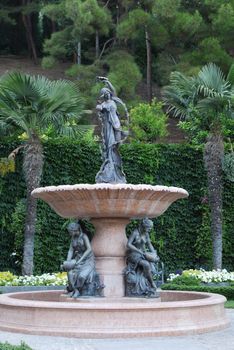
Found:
0,0 -> 234,104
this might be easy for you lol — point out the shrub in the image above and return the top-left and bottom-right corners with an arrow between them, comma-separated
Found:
105,50 -> 142,100
161,284 -> 234,300
0,271 -> 15,285
41,56 -> 57,69
43,28 -> 70,60
0,158 -> 15,176
167,275 -> 200,286
130,99 -> 168,142
191,37 -> 233,71
0,343 -> 32,350
65,63 -> 103,108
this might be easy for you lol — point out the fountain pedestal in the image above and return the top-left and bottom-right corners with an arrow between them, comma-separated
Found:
31,183 -> 189,298
91,218 -> 129,297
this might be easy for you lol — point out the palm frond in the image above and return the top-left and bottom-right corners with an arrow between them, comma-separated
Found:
197,96 -> 228,113
0,72 -> 41,102
55,124 -> 91,138
227,64 -> 234,87
198,63 -> 231,98
0,72 -> 84,138
163,71 -> 197,119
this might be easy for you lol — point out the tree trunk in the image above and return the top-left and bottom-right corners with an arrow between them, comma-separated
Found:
22,134 -> 43,275
204,133 -> 224,270
145,28 -> 152,103
77,41 -> 81,65
51,20 -> 56,33
95,30 -> 99,59
22,0 -> 38,64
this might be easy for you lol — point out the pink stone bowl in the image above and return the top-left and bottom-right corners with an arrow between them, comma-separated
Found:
32,184 -> 189,218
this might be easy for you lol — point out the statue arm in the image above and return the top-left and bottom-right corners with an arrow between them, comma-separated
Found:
127,230 -> 144,255
104,80 -> 116,96
76,234 -> 92,265
146,234 -> 159,260
113,97 -> 129,118
66,243 -> 74,261
96,103 -> 103,111
96,76 -> 117,96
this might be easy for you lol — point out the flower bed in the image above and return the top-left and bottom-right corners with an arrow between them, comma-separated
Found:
162,269 -> 234,300
0,271 -> 67,287
167,269 -> 234,284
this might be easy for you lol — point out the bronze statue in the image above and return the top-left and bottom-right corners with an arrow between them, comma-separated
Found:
95,76 -> 129,184
125,218 -> 160,297
61,221 -> 103,298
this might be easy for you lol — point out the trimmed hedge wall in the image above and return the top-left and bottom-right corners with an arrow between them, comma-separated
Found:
161,284 -> 234,300
0,140 -> 233,274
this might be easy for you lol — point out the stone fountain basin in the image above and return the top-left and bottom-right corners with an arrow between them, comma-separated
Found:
0,290 -> 229,338
32,184 -> 189,218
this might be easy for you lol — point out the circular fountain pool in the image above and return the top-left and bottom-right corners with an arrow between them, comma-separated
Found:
0,290 -> 229,338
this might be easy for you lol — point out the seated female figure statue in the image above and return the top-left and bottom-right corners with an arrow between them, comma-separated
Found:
61,221 -> 102,298
125,218 -> 159,297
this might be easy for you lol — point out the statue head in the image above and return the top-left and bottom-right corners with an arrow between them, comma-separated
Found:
100,87 -> 112,101
67,221 -> 82,236
140,218 -> 153,233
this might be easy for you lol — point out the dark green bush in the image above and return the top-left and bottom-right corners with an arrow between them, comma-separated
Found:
168,275 -> 200,286
161,284 -> 234,300
0,342 -> 32,350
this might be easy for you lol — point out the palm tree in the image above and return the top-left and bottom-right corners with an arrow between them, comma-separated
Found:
0,72 -> 84,275
163,63 -> 234,269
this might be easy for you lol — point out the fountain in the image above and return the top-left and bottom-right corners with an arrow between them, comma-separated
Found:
0,77 -> 229,338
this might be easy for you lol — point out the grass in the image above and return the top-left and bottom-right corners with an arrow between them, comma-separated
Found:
225,300 -> 234,308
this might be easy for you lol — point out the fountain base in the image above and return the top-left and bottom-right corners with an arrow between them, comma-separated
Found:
0,290 -> 229,338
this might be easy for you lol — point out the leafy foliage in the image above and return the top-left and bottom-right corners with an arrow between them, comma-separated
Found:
65,62 -> 104,107
130,99 -> 168,142
2,0 -> 234,97
161,283 -> 234,300
167,275 -> 200,286
105,51 -> 142,100
41,56 -> 57,69
191,38 -> 233,71
0,343 -> 32,350
222,152 -> 234,182
0,72 -> 84,139
0,158 -> 15,176
163,63 -> 234,133
164,63 -> 234,270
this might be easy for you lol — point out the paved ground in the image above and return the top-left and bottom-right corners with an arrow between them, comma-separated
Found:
0,309 -> 233,350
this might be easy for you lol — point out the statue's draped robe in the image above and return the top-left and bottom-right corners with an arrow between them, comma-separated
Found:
96,99 -> 126,184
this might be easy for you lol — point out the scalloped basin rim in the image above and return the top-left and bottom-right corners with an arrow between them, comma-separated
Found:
32,183 -> 189,196
31,183 -> 189,219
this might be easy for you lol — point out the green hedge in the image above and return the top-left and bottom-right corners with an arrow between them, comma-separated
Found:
0,140 -> 233,274
161,283 -> 234,300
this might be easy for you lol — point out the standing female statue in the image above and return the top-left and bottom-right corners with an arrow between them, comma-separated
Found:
125,218 -> 160,297
61,221 -> 103,298
95,76 -> 129,184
